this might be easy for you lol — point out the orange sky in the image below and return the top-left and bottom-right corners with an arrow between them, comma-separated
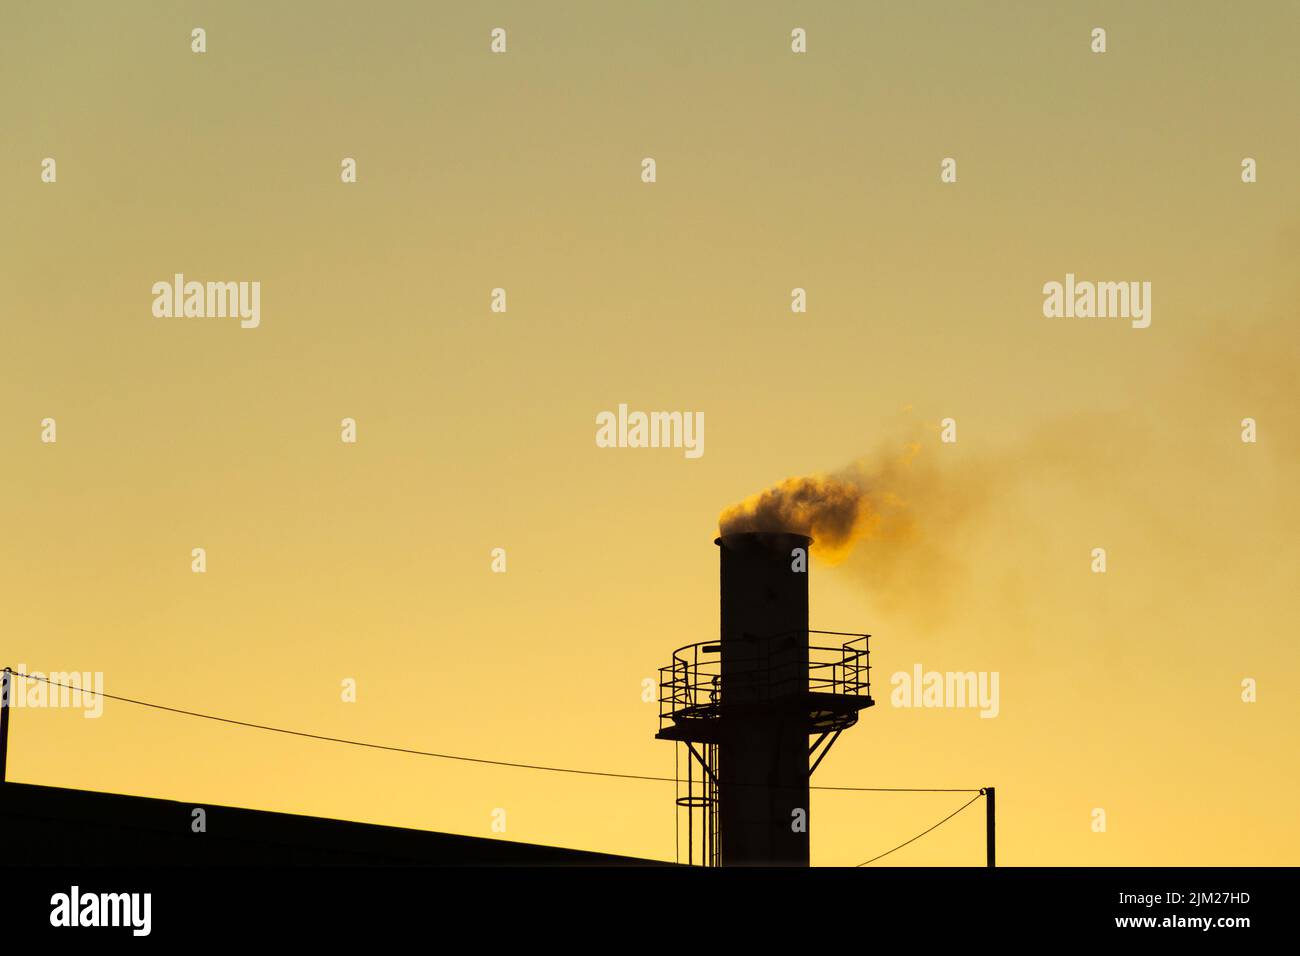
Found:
1,1 -> 1297,865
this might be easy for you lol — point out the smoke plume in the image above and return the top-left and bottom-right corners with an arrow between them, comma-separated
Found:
718,439 -> 946,566
717,284 -> 1299,625
717,420 -> 1018,627
717,473 -> 864,551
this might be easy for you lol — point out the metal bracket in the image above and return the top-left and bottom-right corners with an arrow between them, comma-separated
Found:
808,728 -> 842,777
684,741 -> 719,788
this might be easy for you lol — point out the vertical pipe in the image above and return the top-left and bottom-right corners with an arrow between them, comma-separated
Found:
716,532 -> 811,866
985,787 -> 996,868
707,749 -> 717,868
0,667 -> 12,784
687,746 -> 693,866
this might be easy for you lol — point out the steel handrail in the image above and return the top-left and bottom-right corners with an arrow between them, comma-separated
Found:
659,631 -> 871,727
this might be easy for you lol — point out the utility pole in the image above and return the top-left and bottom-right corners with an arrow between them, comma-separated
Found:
0,667 -> 11,783
985,786 -> 996,867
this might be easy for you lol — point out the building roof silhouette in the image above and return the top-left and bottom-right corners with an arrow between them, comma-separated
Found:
0,782 -> 659,866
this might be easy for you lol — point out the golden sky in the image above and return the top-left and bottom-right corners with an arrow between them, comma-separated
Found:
2,1 -> 1297,865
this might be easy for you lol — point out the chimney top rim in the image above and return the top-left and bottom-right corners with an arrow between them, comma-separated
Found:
714,531 -> 814,547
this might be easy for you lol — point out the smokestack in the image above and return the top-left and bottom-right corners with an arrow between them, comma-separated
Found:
655,532 -> 873,866
716,532 -> 812,866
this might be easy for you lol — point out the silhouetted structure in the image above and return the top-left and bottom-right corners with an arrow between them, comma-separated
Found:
656,532 -> 874,866
0,782 -> 659,865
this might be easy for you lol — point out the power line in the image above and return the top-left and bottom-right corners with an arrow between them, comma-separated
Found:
6,671 -> 668,783
4,670 -> 979,794
855,791 -> 985,866
814,785 -> 981,793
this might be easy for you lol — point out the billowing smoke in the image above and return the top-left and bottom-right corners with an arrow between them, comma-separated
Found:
717,301 -> 1299,624
718,440 -> 937,565
715,430 -> 1007,630
717,474 -> 864,551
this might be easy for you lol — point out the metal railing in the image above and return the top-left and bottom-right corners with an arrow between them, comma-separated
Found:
658,630 -> 870,729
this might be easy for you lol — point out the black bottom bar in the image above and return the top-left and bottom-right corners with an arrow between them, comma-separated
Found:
0,865 -> 1293,941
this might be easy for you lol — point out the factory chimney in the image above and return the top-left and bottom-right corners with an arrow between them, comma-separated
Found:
655,532 -> 874,866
